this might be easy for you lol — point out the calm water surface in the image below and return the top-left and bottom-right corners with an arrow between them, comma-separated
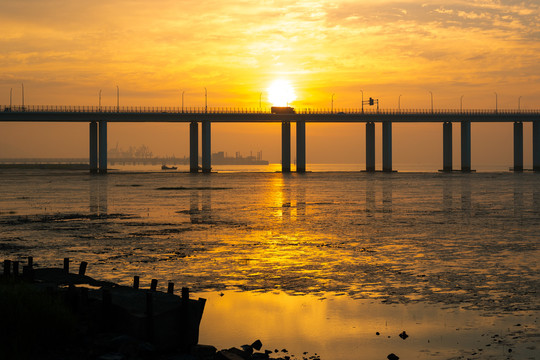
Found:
1,168 -> 539,359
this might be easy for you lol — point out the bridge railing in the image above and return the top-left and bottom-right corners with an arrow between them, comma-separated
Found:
1,105 -> 538,115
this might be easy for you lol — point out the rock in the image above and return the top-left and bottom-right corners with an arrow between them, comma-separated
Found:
241,344 -> 253,355
399,331 -> 409,340
387,354 -> 399,360
192,344 -> 217,360
264,350 -> 272,355
252,353 -> 270,360
251,339 -> 263,351
215,349 -> 247,360
376,332 -> 380,336
226,346 -> 251,360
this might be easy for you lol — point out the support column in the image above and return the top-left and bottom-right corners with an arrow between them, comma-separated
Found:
366,122 -> 375,172
461,120 -> 471,172
282,122 -> 291,173
443,122 -> 453,171
90,122 -> 98,174
296,121 -> 306,173
513,121 -> 523,172
382,121 -> 392,172
533,120 -> 540,171
190,122 -> 198,173
98,120 -> 107,174
202,121 -> 211,173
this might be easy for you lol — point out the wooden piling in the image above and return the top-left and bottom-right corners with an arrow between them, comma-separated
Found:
78,261 -> 88,276
150,279 -> 158,291
167,282 -> 174,294
63,257 -> 70,273
133,276 -> 140,289
3,260 -> 11,276
12,261 -> 19,276
27,256 -> 33,268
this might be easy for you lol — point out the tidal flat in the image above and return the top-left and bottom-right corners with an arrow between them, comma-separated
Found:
0,169 -> 538,359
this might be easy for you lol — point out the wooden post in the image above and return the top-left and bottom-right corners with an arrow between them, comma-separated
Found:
150,279 -> 158,291
167,282 -> 174,294
78,261 -> 88,276
12,261 -> 19,277
3,260 -> 11,276
133,276 -> 140,289
63,258 -> 70,273
27,256 -> 33,268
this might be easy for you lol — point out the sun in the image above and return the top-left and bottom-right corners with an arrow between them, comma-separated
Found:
267,79 -> 297,107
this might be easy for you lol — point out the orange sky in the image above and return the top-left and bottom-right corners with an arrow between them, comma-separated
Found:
1,0 -> 539,166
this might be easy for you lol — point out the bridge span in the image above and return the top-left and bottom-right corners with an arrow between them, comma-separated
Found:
1,105 -> 540,173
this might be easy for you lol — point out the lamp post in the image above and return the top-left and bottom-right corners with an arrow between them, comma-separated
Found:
429,91 -> 433,113
204,87 -> 207,113
398,94 -> 402,110
331,93 -> 335,113
494,92 -> 498,113
99,89 -> 102,111
360,89 -> 364,113
518,96 -> 522,111
259,92 -> 262,110
116,85 -> 119,112
9,88 -> 12,108
460,95 -> 464,112
182,90 -> 185,113
21,83 -> 25,108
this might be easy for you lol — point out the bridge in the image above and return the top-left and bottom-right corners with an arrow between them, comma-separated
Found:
1,105 -> 540,173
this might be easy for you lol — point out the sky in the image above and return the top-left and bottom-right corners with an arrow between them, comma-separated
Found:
1,0 -> 539,166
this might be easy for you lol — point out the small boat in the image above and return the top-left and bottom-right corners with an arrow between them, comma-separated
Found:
161,165 -> 177,170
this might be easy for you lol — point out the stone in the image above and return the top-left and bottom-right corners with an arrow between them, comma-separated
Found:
252,353 -> 270,360
192,344 -> 217,360
251,339 -> 263,351
215,349 -> 246,360
399,331 -> 409,340
387,353 -> 399,360
241,344 -> 253,355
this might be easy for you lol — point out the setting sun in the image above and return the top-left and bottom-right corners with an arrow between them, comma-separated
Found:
267,79 -> 297,107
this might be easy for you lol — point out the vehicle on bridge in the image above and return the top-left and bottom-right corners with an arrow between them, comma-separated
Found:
271,106 -> 295,114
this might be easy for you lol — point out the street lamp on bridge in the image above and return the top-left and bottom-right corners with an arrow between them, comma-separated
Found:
116,85 -> 120,113
429,91 -> 433,113
398,94 -> 402,110
460,95 -> 464,112
331,93 -> 335,113
9,88 -> 12,109
182,90 -> 185,113
99,89 -> 102,111
204,87 -> 207,113
518,96 -> 522,111
494,92 -> 498,113
360,89 -> 364,113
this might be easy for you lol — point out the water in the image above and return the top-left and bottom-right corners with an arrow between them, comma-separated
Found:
1,167 -> 539,359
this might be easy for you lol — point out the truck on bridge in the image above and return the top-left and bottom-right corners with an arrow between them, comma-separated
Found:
271,106 -> 295,114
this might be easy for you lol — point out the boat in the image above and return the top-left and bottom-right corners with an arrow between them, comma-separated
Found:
161,165 -> 177,170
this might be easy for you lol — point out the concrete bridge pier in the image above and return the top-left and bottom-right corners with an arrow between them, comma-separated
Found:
296,121 -> 306,173
89,121 -> 98,174
282,122 -> 291,173
202,121 -> 211,173
461,120 -> 471,172
382,121 -> 392,172
534,120 -> 540,171
365,122 -> 375,172
98,120 -> 107,174
190,122 -> 199,173
443,122 -> 453,171
513,121 -> 523,172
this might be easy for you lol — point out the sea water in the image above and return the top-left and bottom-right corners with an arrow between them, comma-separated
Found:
0,167 -> 538,359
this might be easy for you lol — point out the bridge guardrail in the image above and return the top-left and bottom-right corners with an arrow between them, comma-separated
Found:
1,105 -> 539,115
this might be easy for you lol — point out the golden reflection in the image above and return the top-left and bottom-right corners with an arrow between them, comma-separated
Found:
89,177 -> 108,215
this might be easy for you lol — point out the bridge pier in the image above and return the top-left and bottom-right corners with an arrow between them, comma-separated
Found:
89,122 -> 98,174
365,122 -> 375,172
296,121 -> 306,173
443,122 -> 453,171
98,121 -> 107,174
202,121 -> 211,173
513,121 -> 523,172
534,120 -> 540,171
461,120 -> 471,172
382,121 -> 392,172
282,122 -> 291,173
190,122 -> 198,173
